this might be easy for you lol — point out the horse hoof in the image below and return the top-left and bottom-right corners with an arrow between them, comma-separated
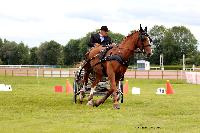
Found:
94,100 -> 102,107
116,96 -> 120,101
113,104 -> 120,109
87,100 -> 94,106
80,95 -> 83,103
88,94 -> 93,101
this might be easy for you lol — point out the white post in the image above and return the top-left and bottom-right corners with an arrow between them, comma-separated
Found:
192,64 -> 195,71
160,54 -> 164,70
183,54 -> 185,71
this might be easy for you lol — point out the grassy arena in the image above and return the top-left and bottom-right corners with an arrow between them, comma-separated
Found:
0,76 -> 200,133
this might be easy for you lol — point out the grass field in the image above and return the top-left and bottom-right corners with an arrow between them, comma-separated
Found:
0,76 -> 200,133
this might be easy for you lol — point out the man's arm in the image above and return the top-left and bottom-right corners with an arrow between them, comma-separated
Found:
89,34 -> 96,47
108,36 -> 112,44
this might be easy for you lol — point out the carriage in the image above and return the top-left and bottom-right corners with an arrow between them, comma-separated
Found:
73,67 -> 124,104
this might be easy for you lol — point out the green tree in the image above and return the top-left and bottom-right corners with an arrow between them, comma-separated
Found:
64,39 -> 81,65
57,45 -> 64,65
0,59 -> 3,65
149,25 -> 198,65
30,47 -> 39,65
148,25 -> 168,64
0,41 -> 18,65
109,31 -> 125,44
37,40 -> 63,65
0,40 -> 30,65
79,32 -> 93,58
186,51 -> 200,65
0,38 -> 3,48
16,42 -> 30,64
0,38 -> 4,64
162,31 -> 178,64
170,26 -> 198,57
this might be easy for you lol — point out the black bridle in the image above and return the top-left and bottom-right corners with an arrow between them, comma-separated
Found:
136,30 -> 152,54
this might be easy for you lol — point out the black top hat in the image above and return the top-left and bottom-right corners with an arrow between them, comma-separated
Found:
100,26 -> 109,32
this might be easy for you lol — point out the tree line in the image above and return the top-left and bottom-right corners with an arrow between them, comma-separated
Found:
149,25 -> 199,65
0,25 -> 199,66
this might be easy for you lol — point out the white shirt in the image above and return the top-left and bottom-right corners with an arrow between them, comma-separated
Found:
99,34 -> 104,42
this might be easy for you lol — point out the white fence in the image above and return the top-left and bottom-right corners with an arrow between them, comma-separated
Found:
0,68 -> 76,77
43,70 -> 70,77
0,68 -> 187,80
0,65 -> 56,68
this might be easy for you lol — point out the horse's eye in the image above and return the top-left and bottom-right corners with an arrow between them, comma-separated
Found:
141,35 -> 145,40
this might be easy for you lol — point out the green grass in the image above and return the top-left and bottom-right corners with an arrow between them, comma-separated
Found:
0,76 -> 200,133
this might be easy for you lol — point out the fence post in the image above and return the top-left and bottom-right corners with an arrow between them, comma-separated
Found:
51,70 -> 52,77
181,70 -> 183,80
135,70 -> 136,79
177,70 -> 178,80
196,72 -> 198,85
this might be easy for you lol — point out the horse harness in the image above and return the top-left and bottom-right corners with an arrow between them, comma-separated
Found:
95,45 -> 129,67
86,31 -> 152,73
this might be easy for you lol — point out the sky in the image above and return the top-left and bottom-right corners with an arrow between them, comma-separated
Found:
0,0 -> 200,49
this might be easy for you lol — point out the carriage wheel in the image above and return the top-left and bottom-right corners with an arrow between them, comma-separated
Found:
73,80 -> 78,104
118,81 -> 123,103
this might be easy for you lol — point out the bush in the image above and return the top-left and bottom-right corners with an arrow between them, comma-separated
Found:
164,65 -> 192,70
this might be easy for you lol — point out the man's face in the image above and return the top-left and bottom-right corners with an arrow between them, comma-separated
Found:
100,30 -> 108,37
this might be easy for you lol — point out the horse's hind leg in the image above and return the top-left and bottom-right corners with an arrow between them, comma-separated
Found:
82,70 -> 91,90
79,61 -> 92,103
87,73 -> 102,106
79,71 -> 90,103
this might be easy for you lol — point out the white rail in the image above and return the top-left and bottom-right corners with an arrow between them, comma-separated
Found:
0,65 -> 56,68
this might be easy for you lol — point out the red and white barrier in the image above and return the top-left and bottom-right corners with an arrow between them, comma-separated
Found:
185,72 -> 200,84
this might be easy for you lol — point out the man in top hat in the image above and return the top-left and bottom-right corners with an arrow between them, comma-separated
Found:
88,26 -> 112,47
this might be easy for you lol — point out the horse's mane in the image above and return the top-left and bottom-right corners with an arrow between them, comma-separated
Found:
120,30 -> 138,45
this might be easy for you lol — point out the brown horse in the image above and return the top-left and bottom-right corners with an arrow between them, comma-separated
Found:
82,25 -> 152,109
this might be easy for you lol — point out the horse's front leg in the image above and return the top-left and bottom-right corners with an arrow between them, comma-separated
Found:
94,74 -> 119,109
94,65 -> 120,109
94,80 -> 113,107
110,77 -> 120,109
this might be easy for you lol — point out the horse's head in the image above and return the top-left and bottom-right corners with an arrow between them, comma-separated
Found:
135,24 -> 152,57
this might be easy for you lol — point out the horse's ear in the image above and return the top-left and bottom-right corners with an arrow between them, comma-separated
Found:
145,27 -> 147,32
140,24 -> 142,31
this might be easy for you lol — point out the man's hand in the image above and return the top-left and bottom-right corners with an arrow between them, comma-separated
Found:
94,43 -> 100,47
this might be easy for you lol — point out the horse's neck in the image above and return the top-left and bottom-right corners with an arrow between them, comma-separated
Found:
116,36 -> 137,60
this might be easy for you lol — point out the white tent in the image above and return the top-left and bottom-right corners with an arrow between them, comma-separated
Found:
137,60 -> 150,70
